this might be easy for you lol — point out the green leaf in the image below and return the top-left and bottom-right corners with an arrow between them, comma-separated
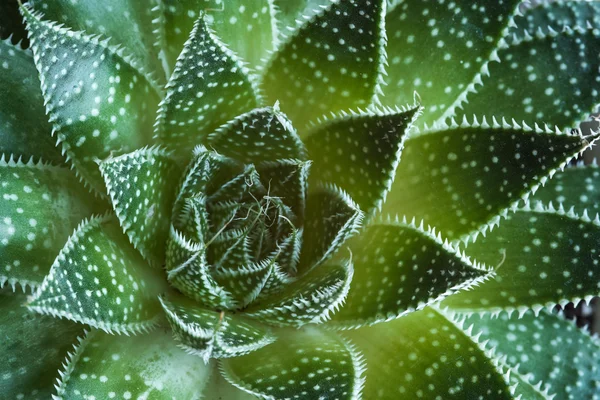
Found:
272,0 -> 329,33
531,163 -> 600,216
441,203 -> 600,313
0,0 -> 28,45
463,310 -> 600,400
208,105 -> 307,164
0,38 -> 63,164
155,13 -> 260,161
299,185 -> 363,271
204,370 -> 258,400
0,157 -> 105,290
382,117 -> 597,240
55,329 -> 212,399
28,0 -> 166,83
245,260 -> 353,327
99,146 -> 181,266
221,326 -> 365,400
305,105 -> 420,215
28,214 -> 166,334
22,5 -> 162,194
327,220 -> 493,329
382,0 -> 520,124
262,0 -> 386,128
344,307 -> 515,400
0,287 -> 82,400
458,26 -> 600,127
160,295 -> 275,362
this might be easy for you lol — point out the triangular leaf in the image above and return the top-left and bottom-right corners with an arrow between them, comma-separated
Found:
221,326 -> 364,400
382,117 -> 597,239
29,214 -> 166,334
262,0 -> 386,128
22,5 -> 162,194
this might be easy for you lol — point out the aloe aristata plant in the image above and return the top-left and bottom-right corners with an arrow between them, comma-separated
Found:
2,0 -> 600,398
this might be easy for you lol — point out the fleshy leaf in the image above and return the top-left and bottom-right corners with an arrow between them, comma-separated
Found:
245,260 -> 353,327
0,0 -> 28,45
1,287 -> 82,400
459,26 -> 600,127
160,295 -> 275,362
464,310 -> 600,400
327,220 -> 493,329
272,0 -> 330,32
344,307 -> 514,400
0,157 -> 105,290
299,185 -> 363,271
28,0 -> 166,83
99,146 -> 181,266
155,13 -> 260,160
22,6 -> 162,194
213,259 -> 273,307
257,159 -> 310,221
382,117 -> 597,239
204,370 -> 259,400
305,105 -> 420,215
262,0 -> 386,128
0,38 -> 63,164
442,203 -> 600,313
383,0 -> 520,124
221,326 -> 365,400
208,105 -> 306,164
28,214 -> 166,334
55,329 -> 212,399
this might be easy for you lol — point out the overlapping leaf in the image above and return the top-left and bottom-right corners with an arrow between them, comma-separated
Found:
272,0 -> 329,32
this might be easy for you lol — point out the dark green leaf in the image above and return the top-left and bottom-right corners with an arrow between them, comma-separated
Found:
28,214 -> 166,334
22,6 -> 162,194
0,0 -> 28,46
383,117 -> 596,239
221,326 -> 364,400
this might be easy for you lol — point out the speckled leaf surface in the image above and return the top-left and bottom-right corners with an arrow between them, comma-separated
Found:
155,13 -> 259,161
383,0 -> 520,124
55,329 -> 212,399
344,307 -> 514,400
0,38 -> 63,164
99,147 -> 181,266
0,158 -> 105,290
262,0 -> 386,128
382,119 -> 596,239
221,327 -> 364,400
305,106 -> 419,215
22,6 -> 161,194
272,0 -> 330,32
0,287 -> 82,400
327,221 -> 492,329
442,205 -> 600,313
465,310 -> 600,400
460,27 -> 600,126
28,214 -> 166,334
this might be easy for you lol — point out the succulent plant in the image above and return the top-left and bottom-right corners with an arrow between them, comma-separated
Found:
2,0 -> 600,398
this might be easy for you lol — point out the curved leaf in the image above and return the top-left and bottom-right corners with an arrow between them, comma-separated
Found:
262,0 -> 387,128
272,0 -> 330,33
28,214 -> 166,334
221,326 -> 365,400
22,5 -> 162,194
383,117 -> 597,239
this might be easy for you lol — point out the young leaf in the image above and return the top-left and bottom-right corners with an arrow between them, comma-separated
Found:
0,38 -> 63,164
304,105 -> 420,216
344,307 -> 515,400
464,310 -> 600,400
327,220 -> 493,329
99,146 -> 181,266
28,214 -> 166,334
382,0 -> 520,124
382,117 -> 597,239
55,329 -> 212,399
155,13 -> 260,160
442,204 -> 600,313
0,287 -> 82,400
221,326 -> 365,400
262,0 -> 387,128
22,6 -> 162,194
0,157 -> 105,290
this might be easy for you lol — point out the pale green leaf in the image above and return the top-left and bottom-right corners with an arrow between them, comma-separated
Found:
29,214 -> 166,334
203,370 -> 258,400
221,326 -> 364,400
